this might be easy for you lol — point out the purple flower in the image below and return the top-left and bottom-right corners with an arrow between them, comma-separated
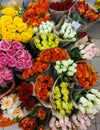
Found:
24,60 -> 32,68
8,58 -> 17,67
6,49 -> 16,58
23,50 -> 32,61
0,41 -> 11,51
16,59 -> 25,70
3,69 -> 13,81
12,41 -> 23,50
16,49 -> 24,58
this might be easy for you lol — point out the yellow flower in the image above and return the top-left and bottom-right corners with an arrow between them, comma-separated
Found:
14,16 -> 22,23
21,32 -> 32,43
25,27 -> 34,35
2,31 -> 14,40
6,24 -> 17,33
12,107 -> 23,118
60,82 -> 68,88
16,23 -> 27,32
14,33 -> 21,42
1,97 -> 13,110
2,7 -> 18,17
1,15 -> 13,26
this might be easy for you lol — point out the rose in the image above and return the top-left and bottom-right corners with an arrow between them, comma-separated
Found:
0,73 -> 4,84
0,41 -> 11,51
0,64 -> 7,74
24,60 -> 32,68
16,50 -> 25,58
23,50 -> 32,61
3,69 -> 13,81
8,58 -> 17,67
6,49 -> 16,58
12,41 -> 23,50
0,55 -> 8,66
16,59 -> 25,70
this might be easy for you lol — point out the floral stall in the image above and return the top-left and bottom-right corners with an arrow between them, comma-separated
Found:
0,0 -> 100,130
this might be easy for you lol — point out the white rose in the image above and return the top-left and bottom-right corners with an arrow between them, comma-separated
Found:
56,61 -> 61,65
86,107 -> 95,114
67,59 -> 73,65
90,89 -> 100,98
78,104 -> 85,114
62,67 -> 67,72
57,69 -> 62,74
86,93 -> 97,101
79,97 -> 90,107
55,65 -> 60,70
67,71 -> 73,76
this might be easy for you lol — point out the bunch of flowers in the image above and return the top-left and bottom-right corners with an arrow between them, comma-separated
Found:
22,60 -> 49,79
53,81 -> 73,116
59,22 -> 77,41
16,81 -> 37,111
33,33 -> 59,51
76,62 -> 98,89
54,59 -> 77,76
22,0 -> 50,27
69,33 -> 98,61
0,41 -> 32,86
49,0 -> 74,11
37,47 -> 69,63
19,107 -> 51,130
35,74 -> 53,101
0,93 -> 26,121
0,7 -> 34,43
74,89 -> 100,115
71,0 -> 100,25
34,21 -> 54,34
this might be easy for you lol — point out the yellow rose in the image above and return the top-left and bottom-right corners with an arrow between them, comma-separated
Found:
1,7 -> 18,17
2,31 -> 14,40
1,16 -> 13,26
14,16 -> 22,24
16,23 -> 27,32
25,27 -> 34,35
21,32 -> 32,43
14,33 -> 21,42
6,24 -> 17,33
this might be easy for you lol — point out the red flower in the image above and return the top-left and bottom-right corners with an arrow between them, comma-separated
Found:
37,108 -> 46,120
38,125 -> 44,130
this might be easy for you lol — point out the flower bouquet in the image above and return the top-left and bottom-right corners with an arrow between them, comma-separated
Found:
0,0 -> 100,130
70,0 -> 100,31
49,0 -> 76,24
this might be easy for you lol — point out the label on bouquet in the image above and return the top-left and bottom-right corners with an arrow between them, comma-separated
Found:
71,21 -> 81,30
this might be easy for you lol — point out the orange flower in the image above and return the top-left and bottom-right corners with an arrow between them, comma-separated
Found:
76,62 -> 98,89
37,108 -> 46,120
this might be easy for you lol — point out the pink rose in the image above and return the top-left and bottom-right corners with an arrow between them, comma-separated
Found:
16,59 -> 25,70
23,50 -> 32,61
3,69 -> 13,81
0,64 -> 7,74
16,50 -> 24,58
0,73 -> 4,84
0,55 -> 8,66
24,60 -> 32,68
0,41 -> 11,51
12,41 -> 23,50
6,49 -> 16,58
8,58 -> 17,67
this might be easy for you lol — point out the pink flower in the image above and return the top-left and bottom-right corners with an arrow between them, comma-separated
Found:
12,41 -> 23,50
16,50 -> 24,58
6,49 -> 16,58
3,69 -> 13,81
24,60 -> 32,68
8,58 -> 17,67
0,55 -> 8,66
0,64 -> 7,74
0,41 -> 11,51
23,50 -> 32,61
16,59 -> 25,70
0,73 -> 4,84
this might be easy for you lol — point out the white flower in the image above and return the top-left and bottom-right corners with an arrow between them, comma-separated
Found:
90,89 -> 100,98
12,107 -> 24,119
86,93 -> 97,101
79,45 -> 85,50
67,59 -> 74,65
55,65 -> 60,70
67,71 -> 74,76
56,61 -> 61,65
79,97 -> 90,107
1,97 -> 13,110
62,60 -> 68,67
78,104 -> 85,114
57,69 -> 63,74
